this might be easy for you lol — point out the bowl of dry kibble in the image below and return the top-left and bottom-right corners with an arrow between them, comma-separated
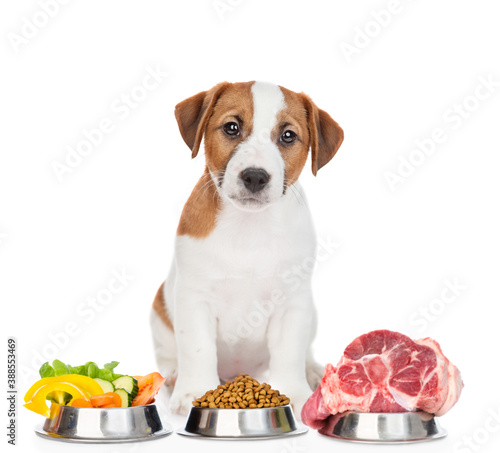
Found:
177,374 -> 308,439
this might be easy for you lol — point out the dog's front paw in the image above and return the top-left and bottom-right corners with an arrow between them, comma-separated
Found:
169,387 -> 202,415
169,383 -> 212,415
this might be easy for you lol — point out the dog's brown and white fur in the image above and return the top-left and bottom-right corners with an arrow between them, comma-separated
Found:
150,81 -> 343,418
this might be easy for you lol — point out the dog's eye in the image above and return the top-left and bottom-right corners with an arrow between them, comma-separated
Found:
280,130 -> 297,145
223,122 -> 240,137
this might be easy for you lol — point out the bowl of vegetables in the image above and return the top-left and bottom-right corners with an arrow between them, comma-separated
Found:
24,360 -> 172,443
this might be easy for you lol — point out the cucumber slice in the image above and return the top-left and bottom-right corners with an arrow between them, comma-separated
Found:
94,378 -> 115,393
112,376 -> 138,400
114,388 -> 132,407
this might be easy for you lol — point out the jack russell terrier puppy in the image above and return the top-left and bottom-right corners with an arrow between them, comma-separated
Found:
150,81 -> 344,418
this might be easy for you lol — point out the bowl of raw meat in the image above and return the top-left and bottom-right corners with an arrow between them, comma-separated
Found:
302,330 -> 463,443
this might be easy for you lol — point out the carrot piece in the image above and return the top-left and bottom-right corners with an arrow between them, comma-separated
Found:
108,392 -> 122,407
90,395 -> 112,407
71,398 -> 93,408
90,392 -> 121,408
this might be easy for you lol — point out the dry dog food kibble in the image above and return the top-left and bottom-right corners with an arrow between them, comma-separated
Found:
192,374 -> 290,409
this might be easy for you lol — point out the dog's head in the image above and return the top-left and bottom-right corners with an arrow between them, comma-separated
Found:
175,81 -> 344,211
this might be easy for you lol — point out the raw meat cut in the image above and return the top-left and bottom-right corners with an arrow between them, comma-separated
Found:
302,330 -> 463,428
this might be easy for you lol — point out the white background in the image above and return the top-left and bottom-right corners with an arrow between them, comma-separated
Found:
1,1 -> 500,452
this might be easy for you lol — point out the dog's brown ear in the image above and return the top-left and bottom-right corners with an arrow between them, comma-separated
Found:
174,82 -> 230,158
301,94 -> 344,176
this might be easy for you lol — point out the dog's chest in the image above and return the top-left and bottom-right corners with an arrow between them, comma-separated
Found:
176,193 -> 315,283
175,191 -> 315,331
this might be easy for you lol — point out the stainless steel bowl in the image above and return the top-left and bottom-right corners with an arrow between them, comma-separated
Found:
318,411 -> 447,443
178,405 -> 308,439
35,403 -> 173,443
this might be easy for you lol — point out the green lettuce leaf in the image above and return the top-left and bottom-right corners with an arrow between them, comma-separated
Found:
38,360 -> 124,382
52,359 -> 70,376
39,362 -> 55,378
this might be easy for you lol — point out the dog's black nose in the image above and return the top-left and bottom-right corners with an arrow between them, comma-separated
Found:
240,168 -> 270,193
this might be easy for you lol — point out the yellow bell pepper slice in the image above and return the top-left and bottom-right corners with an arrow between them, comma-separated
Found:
24,382 -> 88,418
24,375 -> 104,403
